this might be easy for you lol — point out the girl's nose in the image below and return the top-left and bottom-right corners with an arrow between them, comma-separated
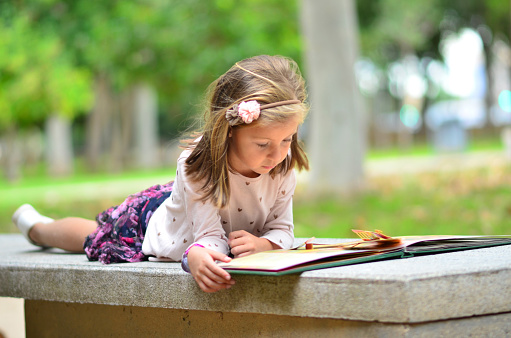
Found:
268,146 -> 281,161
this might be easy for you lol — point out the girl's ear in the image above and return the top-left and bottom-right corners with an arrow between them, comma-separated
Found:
228,127 -> 232,138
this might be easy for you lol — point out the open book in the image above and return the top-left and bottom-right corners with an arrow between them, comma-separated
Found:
218,230 -> 511,276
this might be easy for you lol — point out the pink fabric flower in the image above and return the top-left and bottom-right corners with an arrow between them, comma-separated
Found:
237,100 -> 260,124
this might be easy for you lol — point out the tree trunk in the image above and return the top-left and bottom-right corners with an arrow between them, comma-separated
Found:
482,36 -> 494,133
45,115 -> 74,177
1,126 -> 22,182
132,83 -> 159,169
107,95 -> 124,173
300,0 -> 366,195
86,74 -> 111,172
119,87 -> 134,168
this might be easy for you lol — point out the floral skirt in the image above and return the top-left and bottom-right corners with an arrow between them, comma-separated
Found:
84,182 -> 173,264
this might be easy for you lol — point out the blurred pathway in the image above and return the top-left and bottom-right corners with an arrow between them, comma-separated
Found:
295,150 -> 510,186
365,150 -> 509,177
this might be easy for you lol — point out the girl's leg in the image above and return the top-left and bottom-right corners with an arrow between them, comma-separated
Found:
29,218 -> 97,252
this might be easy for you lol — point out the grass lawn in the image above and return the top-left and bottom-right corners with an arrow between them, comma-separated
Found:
293,165 -> 511,238
2,151 -> 511,239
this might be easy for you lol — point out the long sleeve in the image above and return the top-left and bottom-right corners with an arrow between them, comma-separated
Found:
142,152 -> 229,260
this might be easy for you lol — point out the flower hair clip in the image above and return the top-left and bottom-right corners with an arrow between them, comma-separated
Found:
225,99 -> 301,126
226,100 -> 260,125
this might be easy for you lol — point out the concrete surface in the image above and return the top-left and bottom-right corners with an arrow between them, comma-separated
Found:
1,234 -> 511,325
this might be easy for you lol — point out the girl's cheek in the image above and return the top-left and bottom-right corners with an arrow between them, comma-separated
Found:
280,149 -> 289,162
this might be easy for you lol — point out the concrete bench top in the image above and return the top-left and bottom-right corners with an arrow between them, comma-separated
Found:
1,234 -> 510,324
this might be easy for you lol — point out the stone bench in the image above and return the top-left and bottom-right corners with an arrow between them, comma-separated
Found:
1,234 -> 510,337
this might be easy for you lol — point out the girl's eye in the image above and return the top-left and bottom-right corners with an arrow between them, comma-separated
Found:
257,143 -> 269,148
283,138 -> 292,143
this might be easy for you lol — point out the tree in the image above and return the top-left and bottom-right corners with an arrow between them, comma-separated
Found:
0,11 -> 92,180
357,0 -> 442,65
300,0 -> 366,195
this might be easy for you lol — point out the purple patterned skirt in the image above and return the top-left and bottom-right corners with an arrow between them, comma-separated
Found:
84,182 -> 173,264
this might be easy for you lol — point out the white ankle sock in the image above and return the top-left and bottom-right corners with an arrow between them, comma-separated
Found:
12,204 -> 54,246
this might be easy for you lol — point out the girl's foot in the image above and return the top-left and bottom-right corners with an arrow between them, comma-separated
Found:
12,204 -> 54,247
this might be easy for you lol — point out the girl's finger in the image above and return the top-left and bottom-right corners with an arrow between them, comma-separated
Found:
231,242 -> 253,257
235,251 -> 251,258
209,250 -> 232,263
229,230 -> 246,239
230,245 -> 244,257
197,274 -> 232,292
230,236 -> 250,250
209,264 -> 235,284
228,230 -> 249,244
196,278 -> 221,293
203,267 -> 233,285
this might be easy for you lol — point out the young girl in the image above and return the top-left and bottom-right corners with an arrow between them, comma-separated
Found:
12,55 -> 309,293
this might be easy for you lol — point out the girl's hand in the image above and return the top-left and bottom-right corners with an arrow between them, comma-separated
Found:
228,230 -> 279,258
187,245 -> 234,293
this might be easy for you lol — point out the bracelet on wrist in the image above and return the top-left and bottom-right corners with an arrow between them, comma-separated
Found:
184,243 -> 205,256
181,243 -> 205,273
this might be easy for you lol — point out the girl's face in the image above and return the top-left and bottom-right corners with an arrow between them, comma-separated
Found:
228,116 -> 300,178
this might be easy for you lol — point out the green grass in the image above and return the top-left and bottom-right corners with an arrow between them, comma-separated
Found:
293,165 -> 511,238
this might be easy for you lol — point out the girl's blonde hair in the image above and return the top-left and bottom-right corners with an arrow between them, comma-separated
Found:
184,55 -> 309,208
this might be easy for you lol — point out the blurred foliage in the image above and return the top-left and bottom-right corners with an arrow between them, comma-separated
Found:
356,0 -> 510,65
0,0 -> 302,138
0,11 -> 92,130
441,0 -> 510,38
2,0 -> 510,136
357,0 -> 443,64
